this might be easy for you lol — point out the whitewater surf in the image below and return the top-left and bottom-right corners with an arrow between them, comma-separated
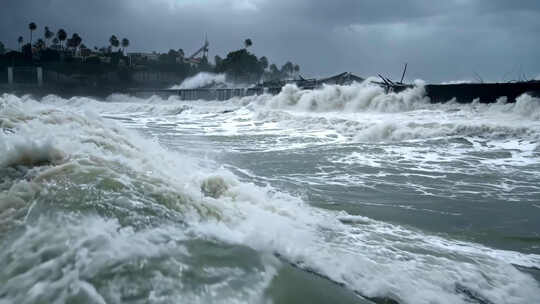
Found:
1,81 -> 540,304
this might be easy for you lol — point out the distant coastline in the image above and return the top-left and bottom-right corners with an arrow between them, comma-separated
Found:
0,22 -> 301,95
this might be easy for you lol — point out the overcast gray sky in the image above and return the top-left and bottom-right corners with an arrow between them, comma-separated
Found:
1,0 -> 539,82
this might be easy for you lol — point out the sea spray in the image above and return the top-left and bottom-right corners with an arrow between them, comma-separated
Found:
0,95 -> 222,222
259,80 -> 429,113
1,92 -> 540,303
0,94 -> 279,303
171,72 -> 228,89
231,83 -> 540,143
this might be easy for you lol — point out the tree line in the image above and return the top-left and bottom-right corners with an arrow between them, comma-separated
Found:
134,38 -> 301,83
0,22 -> 301,85
11,22 -> 131,54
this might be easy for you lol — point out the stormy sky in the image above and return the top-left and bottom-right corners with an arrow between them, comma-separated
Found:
1,0 -> 539,82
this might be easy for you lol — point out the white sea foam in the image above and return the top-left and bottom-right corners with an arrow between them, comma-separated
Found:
0,216 -> 276,304
256,81 -> 429,113
1,94 -> 275,303
29,82 -> 540,146
171,72 -> 227,89
196,187 -> 540,304
2,93 -> 540,303
209,82 -> 540,146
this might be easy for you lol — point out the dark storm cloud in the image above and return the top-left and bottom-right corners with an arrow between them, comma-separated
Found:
263,0 -> 455,26
476,0 -> 540,13
1,0 -> 539,82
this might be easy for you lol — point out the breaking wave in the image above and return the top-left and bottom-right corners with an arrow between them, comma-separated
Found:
1,93 -> 540,303
171,72 -> 228,89
246,80 -> 540,116
230,82 -> 540,143
253,80 -> 429,113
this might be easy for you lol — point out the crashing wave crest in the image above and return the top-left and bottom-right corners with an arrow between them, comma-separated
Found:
171,72 -> 228,89
1,94 -> 540,304
253,80 -> 429,113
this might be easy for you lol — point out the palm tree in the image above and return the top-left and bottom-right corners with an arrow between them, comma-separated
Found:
281,62 -> 294,78
44,26 -> 54,47
121,38 -> 130,54
66,33 -> 82,53
17,36 -> 23,51
57,29 -> 67,49
34,39 -> 46,50
244,38 -> 252,49
109,35 -> 119,51
259,56 -> 269,70
66,38 -> 73,50
52,37 -> 59,48
73,33 -> 82,48
28,22 -> 37,44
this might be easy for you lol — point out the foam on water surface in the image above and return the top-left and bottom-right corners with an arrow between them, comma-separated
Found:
1,87 -> 540,303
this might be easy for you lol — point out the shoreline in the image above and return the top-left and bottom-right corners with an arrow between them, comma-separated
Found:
2,79 -> 540,103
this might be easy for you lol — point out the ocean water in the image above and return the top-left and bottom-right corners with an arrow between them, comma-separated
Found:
1,81 -> 540,304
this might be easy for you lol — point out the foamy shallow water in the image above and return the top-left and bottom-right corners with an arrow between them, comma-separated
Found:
1,82 -> 540,304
